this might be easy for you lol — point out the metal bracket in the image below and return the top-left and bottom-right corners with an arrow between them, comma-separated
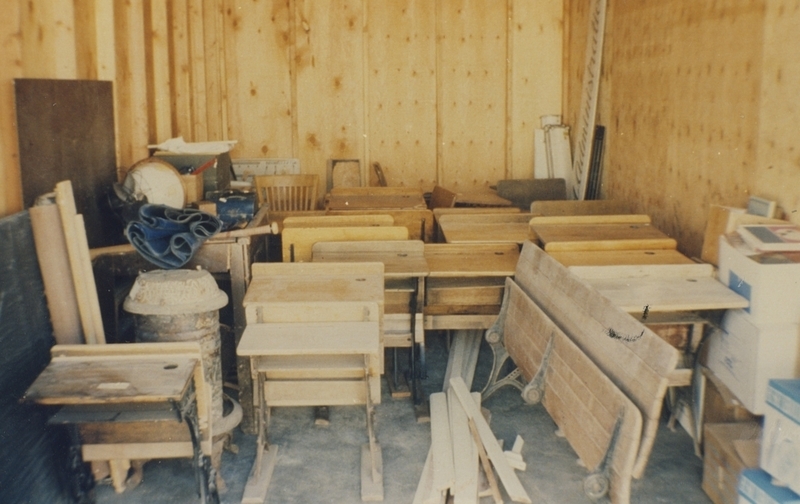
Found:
583,410 -> 624,501
481,285 -> 526,400
521,331 -> 555,405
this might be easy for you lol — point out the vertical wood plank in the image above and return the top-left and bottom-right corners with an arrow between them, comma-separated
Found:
187,0 -> 208,141
170,0 -> 193,138
0,0 -> 22,217
436,0 -> 507,191
223,0 -> 293,158
203,0 -> 225,141
21,0 -> 77,79
146,0 -> 173,144
366,0 -> 437,189
509,0 -> 564,180
294,0 -> 365,196
114,0 -> 150,173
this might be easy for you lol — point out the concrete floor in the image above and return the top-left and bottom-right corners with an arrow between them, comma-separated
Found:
94,334 -> 712,504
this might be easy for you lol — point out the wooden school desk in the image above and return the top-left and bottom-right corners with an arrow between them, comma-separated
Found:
438,213 -> 535,245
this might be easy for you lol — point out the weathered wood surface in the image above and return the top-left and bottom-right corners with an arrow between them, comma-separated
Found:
568,264 -> 749,313
500,279 -> 641,504
514,243 -> 678,478
424,243 -> 519,277
281,225 -> 409,262
530,199 -> 630,216
327,208 -> 434,242
548,248 -> 694,267
312,240 -> 428,278
530,222 -> 677,252
23,356 -> 196,406
325,186 -> 427,211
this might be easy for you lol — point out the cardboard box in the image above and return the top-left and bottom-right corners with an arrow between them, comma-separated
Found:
718,234 -> 800,325
155,151 -> 232,200
703,422 -> 762,504
761,379 -> 800,495
706,309 -> 800,415
738,468 -> 800,504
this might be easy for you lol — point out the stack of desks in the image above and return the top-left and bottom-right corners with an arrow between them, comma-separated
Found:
237,262 -> 385,502
312,240 -> 429,407
423,243 -> 519,331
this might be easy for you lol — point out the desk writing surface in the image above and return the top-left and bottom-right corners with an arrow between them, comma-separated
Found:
246,262 -> 384,306
325,187 -> 427,211
312,240 -> 429,278
548,249 -> 695,267
23,357 -> 198,406
237,321 -> 380,357
568,264 -> 749,313
424,243 -> 519,277
531,223 -> 677,251
438,213 -> 533,225
440,221 -> 534,244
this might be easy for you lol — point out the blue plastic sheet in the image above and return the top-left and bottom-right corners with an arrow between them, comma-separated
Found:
125,204 -> 222,269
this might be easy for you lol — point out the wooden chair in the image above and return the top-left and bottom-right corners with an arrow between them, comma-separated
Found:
255,174 -> 318,211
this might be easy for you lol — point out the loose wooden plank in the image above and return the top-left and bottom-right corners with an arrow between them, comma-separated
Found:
281,225 -> 409,262
361,443 -> 384,501
448,386 -> 478,504
450,377 -> 531,504
241,446 -> 278,504
429,392 -> 455,494
514,243 -> 678,478
468,417 -> 502,504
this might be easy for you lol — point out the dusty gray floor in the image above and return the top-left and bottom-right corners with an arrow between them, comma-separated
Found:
94,334 -> 711,504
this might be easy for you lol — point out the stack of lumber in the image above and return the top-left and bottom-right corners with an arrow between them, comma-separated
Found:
413,377 -> 531,504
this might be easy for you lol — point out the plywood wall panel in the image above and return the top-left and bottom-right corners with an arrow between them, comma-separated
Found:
437,0 -> 508,190
21,0 -> 77,79
509,0 -> 564,180
366,0 -> 436,189
587,1 -> 766,257
223,0 -> 293,159
203,0 -> 227,142
187,0 -> 208,141
294,0 -> 365,192
0,2 -> 22,218
145,0 -> 173,144
756,0 -> 800,222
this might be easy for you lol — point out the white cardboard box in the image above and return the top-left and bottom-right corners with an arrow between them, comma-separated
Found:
738,468 -> 800,504
761,379 -> 800,495
718,234 -> 800,325
706,309 -> 799,415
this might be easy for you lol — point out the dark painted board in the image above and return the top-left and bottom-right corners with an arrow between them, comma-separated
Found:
15,78 -> 123,248
0,211 -> 71,504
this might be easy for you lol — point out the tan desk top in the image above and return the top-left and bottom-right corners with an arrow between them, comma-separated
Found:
440,220 -> 534,244
568,263 -> 749,313
325,187 -> 427,211
531,222 -> 677,252
424,243 -> 519,277
548,249 -> 695,267
23,356 -> 198,406
311,240 -> 429,279
245,262 -> 385,306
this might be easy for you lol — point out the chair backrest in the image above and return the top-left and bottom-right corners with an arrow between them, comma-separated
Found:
255,174 -> 318,211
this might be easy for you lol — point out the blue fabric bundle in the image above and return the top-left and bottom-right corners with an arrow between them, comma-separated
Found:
126,204 -> 222,269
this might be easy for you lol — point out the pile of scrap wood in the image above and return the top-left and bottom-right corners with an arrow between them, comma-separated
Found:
413,377 -> 531,504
